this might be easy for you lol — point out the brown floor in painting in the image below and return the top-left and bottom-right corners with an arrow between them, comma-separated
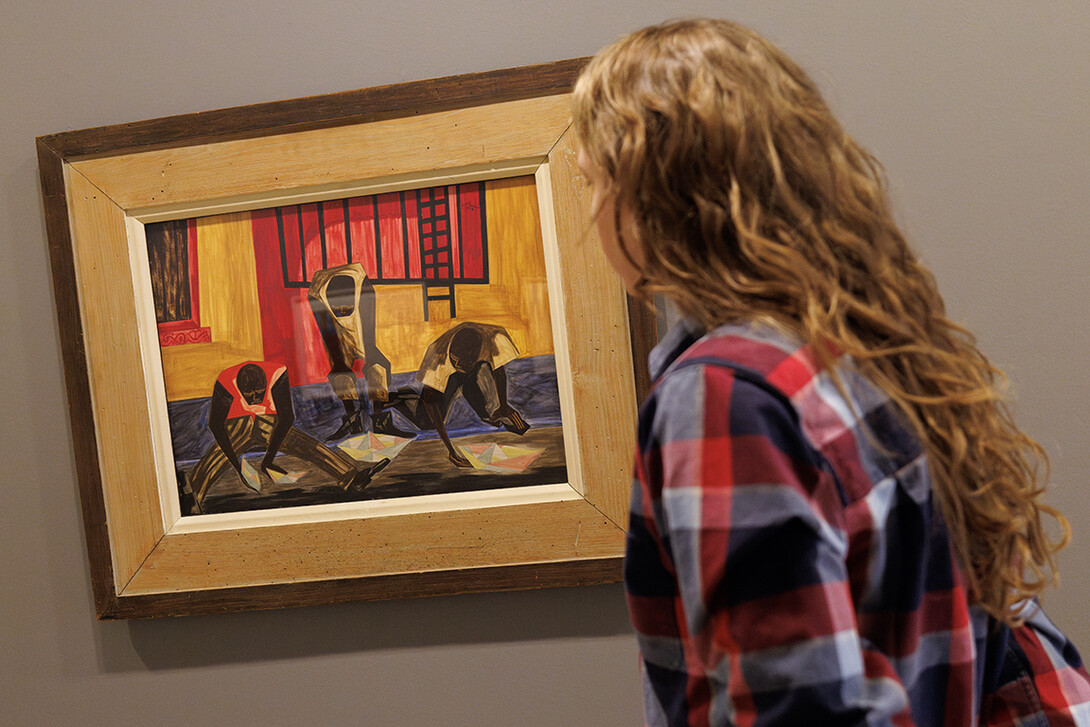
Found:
182,425 -> 567,515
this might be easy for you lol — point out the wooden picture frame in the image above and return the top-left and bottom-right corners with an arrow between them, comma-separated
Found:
37,59 -> 657,620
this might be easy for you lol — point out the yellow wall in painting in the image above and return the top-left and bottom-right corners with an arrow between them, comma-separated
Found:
376,175 -> 554,373
159,213 -> 264,400
160,175 -> 553,400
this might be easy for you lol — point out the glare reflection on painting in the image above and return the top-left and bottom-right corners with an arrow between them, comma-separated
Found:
145,175 -> 566,516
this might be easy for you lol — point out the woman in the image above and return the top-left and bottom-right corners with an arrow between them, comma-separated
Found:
573,18 -> 1089,726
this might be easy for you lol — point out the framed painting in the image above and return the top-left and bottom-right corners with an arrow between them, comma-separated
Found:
37,59 -> 658,620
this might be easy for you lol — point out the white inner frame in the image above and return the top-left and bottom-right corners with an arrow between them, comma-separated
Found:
125,160 -> 584,536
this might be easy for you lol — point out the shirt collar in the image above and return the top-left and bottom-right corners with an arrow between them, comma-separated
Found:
648,316 -> 706,382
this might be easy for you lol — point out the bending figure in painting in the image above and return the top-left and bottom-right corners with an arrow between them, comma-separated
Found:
388,322 -> 530,467
186,360 -> 387,512
308,262 -> 407,439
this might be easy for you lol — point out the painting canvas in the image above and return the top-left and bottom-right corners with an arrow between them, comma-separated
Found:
146,175 -> 566,516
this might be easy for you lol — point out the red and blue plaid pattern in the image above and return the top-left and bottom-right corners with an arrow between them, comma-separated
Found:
626,321 -> 1090,726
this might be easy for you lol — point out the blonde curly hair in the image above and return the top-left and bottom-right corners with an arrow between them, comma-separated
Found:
572,18 -> 1068,624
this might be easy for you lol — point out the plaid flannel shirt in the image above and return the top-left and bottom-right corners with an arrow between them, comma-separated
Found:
626,320 -> 1090,726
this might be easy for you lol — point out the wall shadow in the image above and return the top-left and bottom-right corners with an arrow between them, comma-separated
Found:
104,583 -> 631,672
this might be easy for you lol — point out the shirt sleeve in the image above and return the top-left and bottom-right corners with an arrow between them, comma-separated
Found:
983,606 -> 1090,726
627,362 -> 910,726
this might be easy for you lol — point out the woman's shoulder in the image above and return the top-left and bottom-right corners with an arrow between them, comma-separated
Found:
649,319 -> 923,502
642,321 -> 814,449
655,319 -> 814,394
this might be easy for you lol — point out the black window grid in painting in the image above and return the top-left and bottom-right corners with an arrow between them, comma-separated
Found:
270,183 -> 489,324
277,202 -> 335,289
419,187 -> 456,320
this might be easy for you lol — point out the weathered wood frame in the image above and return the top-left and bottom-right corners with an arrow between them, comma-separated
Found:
37,59 -> 657,620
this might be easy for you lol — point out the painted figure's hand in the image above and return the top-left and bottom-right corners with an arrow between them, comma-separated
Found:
449,449 -> 472,468
262,462 -> 287,477
493,406 -> 530,435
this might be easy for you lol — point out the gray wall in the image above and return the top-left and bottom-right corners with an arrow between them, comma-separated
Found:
3,2 -> 1087,725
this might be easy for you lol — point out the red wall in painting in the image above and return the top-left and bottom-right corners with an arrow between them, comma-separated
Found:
250,209 -> 327,386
